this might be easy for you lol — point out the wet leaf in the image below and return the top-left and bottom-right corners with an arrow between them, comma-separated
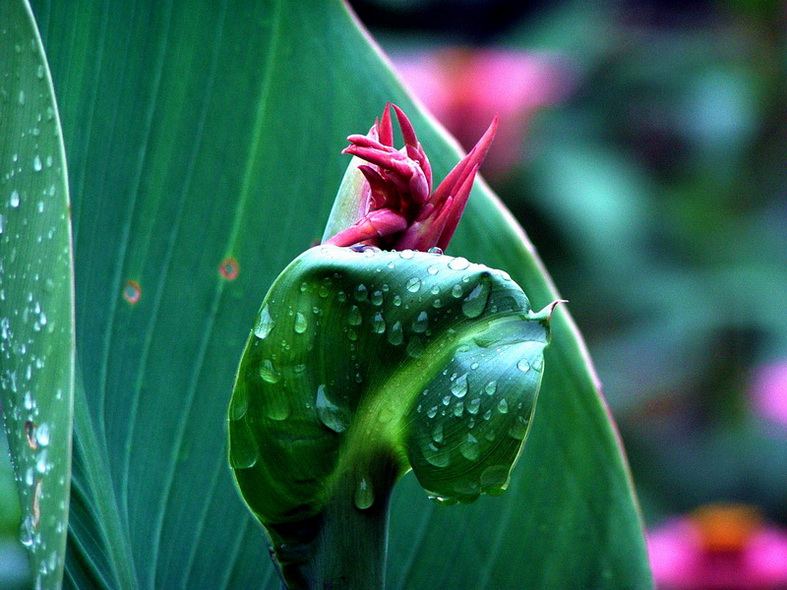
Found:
0,2 -> 74,588
230,247 -> 552,528
11,0 -> 653,587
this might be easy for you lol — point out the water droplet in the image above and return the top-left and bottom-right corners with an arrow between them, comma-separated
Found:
480,465 -> 510,494
432,423 -> 444,444
354,477 -> 374,510
392,295 -> 402,307
399,249 -> 415,259
316,385 -> 350,433
371,312 -> 386,334
20,515 -> 34,547
406,277 -> 421,293
123,280 -> 141,304
411,311 -> 428,333
460,434 -> 480,461
453,401 -> 464,417
427,264 -> 440,275
424,442 -> 450,467
428,494 -> 457,506
230,390 -> 248,420
432,298 -> 443,308
467,398 -> 481,415
451,284 -> 463,298
259,359 -> 281,384
484,380 -> 497,395
219,257 -> 239,280
36,449 -> 48,473
254,305 -> 274,339
448,257 -> 470,270
24,391 -> 34,410
354,284 -> 368,301
462,280 -> 491,319
450,373 -> 468,398
509,416 -> 529,440
483,409 -> 492,421
36,423 -> 50,447
517,359 -> 530,372
532,357 -> 544,372
426,406 -> 438,418
36,64 -> 45,79
348,305 -> 362,326
33,155 -> 43,172
497,399 -> 509,414
387,321 -> 403,346
294,312 -> 307,334
406,336 -> 424,358
229,426 -> 260,469
10,190 -> 20,208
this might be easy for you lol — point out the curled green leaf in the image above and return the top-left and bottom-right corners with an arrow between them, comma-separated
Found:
228,245 -> 556,587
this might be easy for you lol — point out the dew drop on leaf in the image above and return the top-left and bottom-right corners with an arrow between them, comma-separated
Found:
36,423 -> 50,447
497,399 -> 509,414
405,277 -> 421,293
260,359 -> 281,384
371,312 -> 386,334
354,477 -> 374,510
432,423 -> 444,444
450,373 -> 469,398
10,190 -> 20,208
294,312 -> 308,334
354,284 -> 368,302
424,442 -> 451,467
348,305 -> 362,326
460,434 -> 480,461
411,311 -> 428,333
516,359 -> 530,372
315,385 -> 349,433
461,280 -> 491,319
254,305 -> 274,339
387,321 -> 403,346
509,416 -> 529,440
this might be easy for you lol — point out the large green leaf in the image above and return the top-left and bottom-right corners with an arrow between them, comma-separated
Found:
12,0 -> 652,587
0,2 -> 75,588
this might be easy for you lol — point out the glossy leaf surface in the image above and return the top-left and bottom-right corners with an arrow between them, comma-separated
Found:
6,0 -> 653,587
0,2 -> 74,588
230,247 -> 551,518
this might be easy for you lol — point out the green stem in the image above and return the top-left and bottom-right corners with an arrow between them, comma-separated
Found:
268,452 -> 399,590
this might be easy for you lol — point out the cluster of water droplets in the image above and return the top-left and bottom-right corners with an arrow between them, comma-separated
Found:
229,245 -> 543,514
1,25 -> 69,586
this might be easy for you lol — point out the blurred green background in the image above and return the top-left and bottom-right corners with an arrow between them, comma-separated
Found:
2,0 -> 786,587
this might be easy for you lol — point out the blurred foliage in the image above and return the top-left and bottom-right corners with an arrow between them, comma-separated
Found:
352,0 -> 787,529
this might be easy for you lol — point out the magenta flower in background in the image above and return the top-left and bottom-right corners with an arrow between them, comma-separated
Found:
393,47 -> 574,177
648,504 -> 787,590
325,103 -> 496,252
750,362 -> 787,430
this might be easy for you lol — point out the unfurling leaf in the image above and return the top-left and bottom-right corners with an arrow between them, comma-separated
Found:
228,246 -> 555,586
